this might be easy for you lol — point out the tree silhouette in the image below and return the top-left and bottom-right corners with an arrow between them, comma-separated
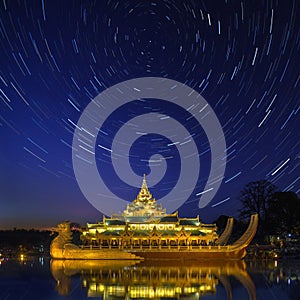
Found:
238,180 -> 277,240
239,180 -> 277,222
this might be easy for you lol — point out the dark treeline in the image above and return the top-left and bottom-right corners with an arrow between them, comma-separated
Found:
0,229 -> 52,252
238,180 -> 300,240
216,180 -> 300,244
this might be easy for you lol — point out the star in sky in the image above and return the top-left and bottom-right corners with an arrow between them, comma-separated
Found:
0,0 -> 299,228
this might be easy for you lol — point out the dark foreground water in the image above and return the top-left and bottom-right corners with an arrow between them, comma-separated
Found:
0,256 -> 299,300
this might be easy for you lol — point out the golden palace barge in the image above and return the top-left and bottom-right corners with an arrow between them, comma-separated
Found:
51,176 -> 258,260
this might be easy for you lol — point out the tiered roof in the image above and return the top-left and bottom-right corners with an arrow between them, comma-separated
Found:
120,175 -> 166,222
82,176 -> 218,243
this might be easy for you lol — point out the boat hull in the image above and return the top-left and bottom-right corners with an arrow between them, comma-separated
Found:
51,245 -> 142,260
51,245 -> 247,260
50,214 -> 258,261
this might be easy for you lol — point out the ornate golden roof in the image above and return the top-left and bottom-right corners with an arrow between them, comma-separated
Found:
134,174 -> 154,204
121,175 -> 166,220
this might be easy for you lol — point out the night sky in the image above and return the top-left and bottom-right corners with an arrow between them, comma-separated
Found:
0,0 -> 299,229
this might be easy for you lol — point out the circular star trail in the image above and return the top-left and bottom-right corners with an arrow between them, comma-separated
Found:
0,0 -> 299,228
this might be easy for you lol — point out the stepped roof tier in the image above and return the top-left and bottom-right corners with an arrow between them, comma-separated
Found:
111,174 -> 166,222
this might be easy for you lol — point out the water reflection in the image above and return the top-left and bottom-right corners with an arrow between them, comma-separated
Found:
50,259 -> 256,299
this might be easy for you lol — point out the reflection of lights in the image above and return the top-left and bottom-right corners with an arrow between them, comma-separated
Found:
183,287 -> 197,293
288,278 -> 291,285
274,260 -> 277,267
200,285 -> 212,291
39,257 -> 44,266
98,284 -> 105,293
20,254 -> 25,262
51,261 -> 253,298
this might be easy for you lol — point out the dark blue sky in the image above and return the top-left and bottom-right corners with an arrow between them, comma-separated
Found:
0,0 -> 299,228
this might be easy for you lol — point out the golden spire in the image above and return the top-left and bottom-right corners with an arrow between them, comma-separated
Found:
135,174 -> 153,203
142,174 -> 148,190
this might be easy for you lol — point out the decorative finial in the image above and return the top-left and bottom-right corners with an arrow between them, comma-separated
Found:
142,174 -> 148,189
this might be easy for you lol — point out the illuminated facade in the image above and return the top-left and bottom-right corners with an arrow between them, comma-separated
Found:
81,175 -> 219,249
50,175 -> 258,260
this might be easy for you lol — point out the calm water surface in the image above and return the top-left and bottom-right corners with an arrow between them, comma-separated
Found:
0,256 -> 299,299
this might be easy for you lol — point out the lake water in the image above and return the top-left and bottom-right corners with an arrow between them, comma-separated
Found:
0,256 -> 299,299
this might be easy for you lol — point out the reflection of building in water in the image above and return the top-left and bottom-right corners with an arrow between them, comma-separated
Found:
50,260 -> 257,299
84,266 -> 217,298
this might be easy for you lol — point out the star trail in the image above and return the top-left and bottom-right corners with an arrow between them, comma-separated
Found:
0,0 -> 299,228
